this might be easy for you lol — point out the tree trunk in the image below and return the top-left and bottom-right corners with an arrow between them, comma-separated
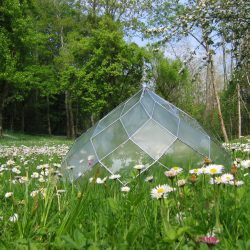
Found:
65,91 -> 75,138
222,37 -> 228,88
21,103 -> 25,133
68,93 -> 75,138
0,81 -> 9,137
65,91 -> 71,138
46,96 -> 52,136
91,113 -> 95,126
0,108 -> 3,138
209,53 -> 229,143
237,83 -> 241,138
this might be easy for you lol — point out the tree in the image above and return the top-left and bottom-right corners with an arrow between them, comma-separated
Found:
0,0 -> 38,137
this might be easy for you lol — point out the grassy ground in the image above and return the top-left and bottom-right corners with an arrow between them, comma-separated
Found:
0,133 -> 249,249
0,131 -> 74,147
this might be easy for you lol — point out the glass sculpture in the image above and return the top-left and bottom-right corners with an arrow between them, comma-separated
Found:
61,88 -> 231,184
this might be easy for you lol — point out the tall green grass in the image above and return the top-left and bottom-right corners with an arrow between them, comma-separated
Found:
0,135 -> 249,249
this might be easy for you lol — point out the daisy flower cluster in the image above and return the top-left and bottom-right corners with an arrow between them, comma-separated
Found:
188,161 -> 247,186
0,144 -> 69,158
223,140 -> 250,153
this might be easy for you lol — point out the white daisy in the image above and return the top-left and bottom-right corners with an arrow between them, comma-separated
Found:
241,160 -> 250,169
109,174 -> 121,180
209,176 -> 223,185
134,165 -> 145,170
121,186 -> 130,192
5,192 -> 13,198
96,177 -> 107,184
177,179 -> 186,187
9,213 -> 18,223
31,172 -> 39,178
229,180 -> 244,186
151,184 -> 175,199
12,167 -> 21,174
164,169 -> 178,179
145,176 -> 154,182
170,166 -> 183,174
221,173 -> 234,184
205,165 -> 224,175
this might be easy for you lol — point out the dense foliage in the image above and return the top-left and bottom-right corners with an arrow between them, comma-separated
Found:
0,0 -> 249,140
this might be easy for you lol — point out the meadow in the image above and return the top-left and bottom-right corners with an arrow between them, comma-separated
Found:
0,133 -> 250,249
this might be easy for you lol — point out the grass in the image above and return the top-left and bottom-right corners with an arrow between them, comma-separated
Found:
0,131 -> 73,147
0,134 -> 249,249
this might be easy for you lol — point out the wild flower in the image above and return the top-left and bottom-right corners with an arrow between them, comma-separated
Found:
221,173 -> 234,184
53,163 -> 61,168
229,180 -> 244,187
164,169 -> 178,179
189,168 -> 200,175
197,236 -> 219,246
96,177 -> 107,184
170,166 -> 183,174
209,176 -> 223,185
145,176 -> 154,182
121,186 -> 130,192
9,213 -> 18,223
38,176 -> 46,183
134,165 -> 145,171
6,160 -> 15,166
30,190 -> 39,197
190,174 -> 197,184
205,164 -> 224,175
31,172 -> 39,178
5,192 -> 13,198
19,176 -> 28,184
203,157 -> 212,166
151,184 -> 175,199
109,174 -> 121,180
177,179 -> 186,187
12,167 -> 21,174
241,160 -> 250,169
231,164 -> 238,175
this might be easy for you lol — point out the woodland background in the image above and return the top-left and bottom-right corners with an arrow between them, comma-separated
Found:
0,0 -> 249,141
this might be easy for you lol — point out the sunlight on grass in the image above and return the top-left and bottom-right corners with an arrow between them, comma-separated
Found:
0,136 -> 249,249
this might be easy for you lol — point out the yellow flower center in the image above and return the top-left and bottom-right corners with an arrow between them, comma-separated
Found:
157,187 -> 165,193
210,168 -> 217,174
173,166 -> 179,171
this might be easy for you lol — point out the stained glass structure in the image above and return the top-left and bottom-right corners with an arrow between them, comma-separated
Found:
61,88 -> 231,184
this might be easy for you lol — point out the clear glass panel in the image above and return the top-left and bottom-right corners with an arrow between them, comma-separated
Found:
168,103 -> 180,117
62,141 -> 98,180
210,139 -> 232,166
141,90 -> 155,116
92,120 -> 128,159
148,90 -> 172,111
92,103 -> 125,137
179,110 -> 208,135
121,103 -> 150,136
158,139 -> 204,169
75,163 -> 112,186
121,90 -> 142,115
101,140 -> 154,183
178,120 -> 210,156
142,162 -> 170,184
152,102 -> 179,136
131,119 -> 177,160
